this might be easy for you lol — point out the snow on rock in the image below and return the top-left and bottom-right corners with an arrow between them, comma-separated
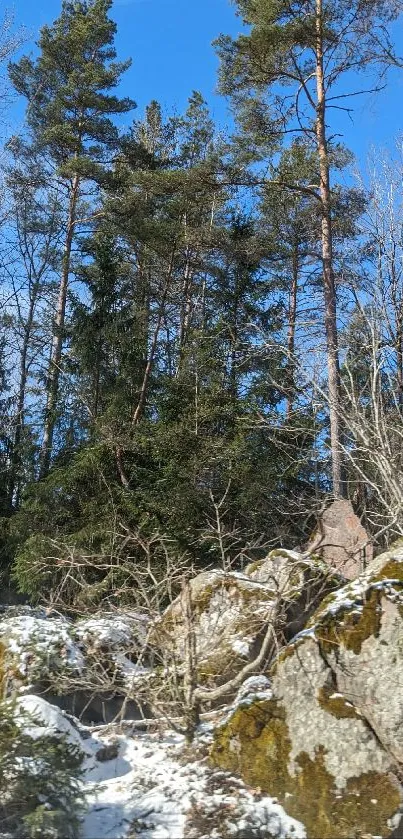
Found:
230,637 -> 251,657
15,695 -> 93,756
0,613 -> 84,688
0,608 -> 151,700
79,725 -> 305,839
75,611 -> 151,691
76,611 -> 149,651
235,675 -> 272,702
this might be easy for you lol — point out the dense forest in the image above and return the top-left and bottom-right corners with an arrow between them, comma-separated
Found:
0,0 -> 403,612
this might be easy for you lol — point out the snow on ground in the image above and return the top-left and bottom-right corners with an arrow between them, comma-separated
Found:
79,722 -> 306,839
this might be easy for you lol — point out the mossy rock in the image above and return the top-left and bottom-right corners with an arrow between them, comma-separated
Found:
314,588 -> 383,656
245,550 -> 344,638
153,570 -> 278,692
0,640 -> 5,697
317,684 -> 362,720
365,545 -> 403,582
373,558 -> 403,584
309,571 -> 403,765
211,697 -> 401,838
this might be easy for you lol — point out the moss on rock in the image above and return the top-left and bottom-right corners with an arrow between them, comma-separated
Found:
211,698 -> 292,796
211,698 -> 401,838
315,589 -> 382,656
317,685 -> 361,720
373,559 -> 403,583
0,641 -> 5,696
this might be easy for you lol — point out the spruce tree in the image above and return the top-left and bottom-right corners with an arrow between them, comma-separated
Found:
9,0 -> 134,477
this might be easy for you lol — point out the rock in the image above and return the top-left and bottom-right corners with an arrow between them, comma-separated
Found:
95,740 -> 120,762
210,544 -> 403,838
310,542 -> 403,765
154,568 -> 277,692
305,499 -> 373,579
0,608 -> 151,723
154,554 -> 342,699
245,549 -> 345,639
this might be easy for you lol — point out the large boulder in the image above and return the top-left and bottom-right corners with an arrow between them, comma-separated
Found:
305,499 -> 373,579
153,569 -> 277,690
310,542 -> 403,765
245,549 -> 345,639
210,544 -> 403,838
0,608 -> 150,723
155,553 -> 343,694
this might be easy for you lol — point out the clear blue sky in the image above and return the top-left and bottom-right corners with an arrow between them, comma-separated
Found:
10,0 -> 403,169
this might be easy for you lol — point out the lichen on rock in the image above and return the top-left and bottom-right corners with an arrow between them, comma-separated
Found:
210,547 -> 403,839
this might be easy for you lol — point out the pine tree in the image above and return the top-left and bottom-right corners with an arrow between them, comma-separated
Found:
215,0 -> 403,497
9,0 -> 135,477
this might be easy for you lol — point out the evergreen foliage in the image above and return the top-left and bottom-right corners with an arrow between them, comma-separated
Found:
0,699 -> 83,838
0,0 -> 402,604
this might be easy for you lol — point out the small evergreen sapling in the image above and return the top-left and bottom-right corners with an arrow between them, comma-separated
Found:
0,698 -> 84,838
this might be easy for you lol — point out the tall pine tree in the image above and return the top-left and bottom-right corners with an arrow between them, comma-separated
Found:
9,0 -> 134,476
215,0 -> 403,497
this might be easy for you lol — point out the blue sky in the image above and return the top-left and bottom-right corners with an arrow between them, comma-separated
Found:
10,0 -> 403,169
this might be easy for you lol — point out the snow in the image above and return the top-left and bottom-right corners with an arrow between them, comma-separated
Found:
236,675 -> 272,699
79,725 -> 305,839
291,626 -> 316,643
217,676 -> 274,724
0,614 -> 84,676
112,652 -> 151,688
231,637 -> 250,657
76,612 -> 149,649
11,691 -> 304,839
15,695 -> 93,756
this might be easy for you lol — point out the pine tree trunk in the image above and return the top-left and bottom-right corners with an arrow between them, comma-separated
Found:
286,242 -> 298,420
39,174 -> 80,477
8,289 -> 38,507
132,249 -> 175,426
178,251 -> 193,354
315,0 -> 344,498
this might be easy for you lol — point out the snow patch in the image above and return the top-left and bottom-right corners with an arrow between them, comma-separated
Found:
76,612 -> 148,649
15,695 -> 93,756
79,726 -> 305,839
0,614 -> 84,676
231,637 -> 250,657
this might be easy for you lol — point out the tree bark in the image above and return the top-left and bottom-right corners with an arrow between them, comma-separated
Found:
181,577 -> 200,743
178,251 -> 193,356
315,0 -> 345,498
8,288 -> 38,507
286,241 -> 298,421
132,249 -> 175,426
39,174 -> 80,478
395,312 -> 403,411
